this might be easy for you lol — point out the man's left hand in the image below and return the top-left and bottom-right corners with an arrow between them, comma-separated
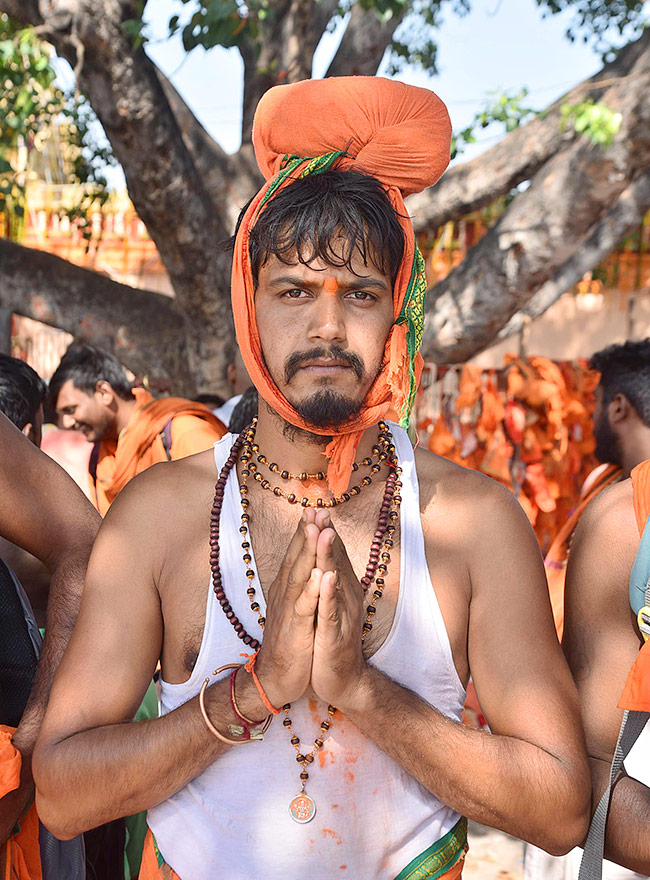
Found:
0,778 -> 33,846
310,516 -> 370,711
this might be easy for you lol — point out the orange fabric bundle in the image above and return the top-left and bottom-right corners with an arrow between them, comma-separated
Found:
0,726 -> 41,880
231,76 -> 451,496
619,460 -> 650,712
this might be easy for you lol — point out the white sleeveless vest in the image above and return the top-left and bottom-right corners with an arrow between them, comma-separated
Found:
148,424 -> 466,879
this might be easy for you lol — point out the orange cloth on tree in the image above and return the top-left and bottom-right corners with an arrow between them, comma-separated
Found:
619,460 -> 650,712
231,76 -> 451,496
92,388 -> 226,514
0,726 -> 41,880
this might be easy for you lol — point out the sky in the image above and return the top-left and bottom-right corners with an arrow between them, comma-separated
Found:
72,0 -> 647,187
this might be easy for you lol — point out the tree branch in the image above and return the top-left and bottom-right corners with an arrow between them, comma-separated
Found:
421,27 -> 650,363
408,28 -> 650,234
157,70 -> 263,227
0,0 -> 236,393
0,239 -> 192,389
325,3 -> 405,78
496,169 -> 650,341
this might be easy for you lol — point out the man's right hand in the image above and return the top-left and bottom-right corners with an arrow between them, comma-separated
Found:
254,510 -> 322,708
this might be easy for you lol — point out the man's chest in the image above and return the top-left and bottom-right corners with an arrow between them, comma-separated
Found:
157,482 -> 471,687
158,488 -> 404,682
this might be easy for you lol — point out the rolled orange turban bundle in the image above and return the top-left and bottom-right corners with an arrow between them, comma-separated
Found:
231,76 -> 451,495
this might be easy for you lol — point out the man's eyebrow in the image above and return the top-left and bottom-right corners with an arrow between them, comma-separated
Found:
269,274 -> 389,291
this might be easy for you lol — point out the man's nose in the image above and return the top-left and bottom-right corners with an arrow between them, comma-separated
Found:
307,292 -> 346,344
60,414 -> 77,430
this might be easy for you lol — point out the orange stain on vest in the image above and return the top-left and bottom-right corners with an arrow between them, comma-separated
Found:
322,828 -> 343,845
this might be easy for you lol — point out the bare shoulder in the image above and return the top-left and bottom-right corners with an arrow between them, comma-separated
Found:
565,477 -> 637,617
415,445 -> 527,540
574,476 -> 636,558
98,447 -> 217,562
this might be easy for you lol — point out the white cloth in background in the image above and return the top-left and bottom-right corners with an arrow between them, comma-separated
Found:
213,394 -> 242,429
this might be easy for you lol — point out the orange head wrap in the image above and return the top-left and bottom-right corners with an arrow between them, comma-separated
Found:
231,76 -> 451,495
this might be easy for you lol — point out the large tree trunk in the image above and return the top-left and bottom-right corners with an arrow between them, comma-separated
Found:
420,27 -> 650,362
0,239 -> 191,387
2,0 -> 234,396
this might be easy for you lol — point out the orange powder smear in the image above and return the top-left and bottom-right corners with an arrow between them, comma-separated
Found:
322,829 -> 343,845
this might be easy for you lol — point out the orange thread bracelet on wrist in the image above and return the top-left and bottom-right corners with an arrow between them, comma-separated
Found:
243,651 -> 281,715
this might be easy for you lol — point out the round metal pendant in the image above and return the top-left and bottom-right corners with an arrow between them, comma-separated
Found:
289,792 -> 317,824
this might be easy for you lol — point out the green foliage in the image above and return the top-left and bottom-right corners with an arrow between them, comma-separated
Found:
535,0 -> 649,59
451,89 -> 538,159
0,15 -> 117,243
165,0 -> 271,52
560,98 -> 623,144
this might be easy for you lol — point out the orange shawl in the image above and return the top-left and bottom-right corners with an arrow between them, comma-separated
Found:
94,388 -> 225,513
231,76 -> 451,495
0,726 -> 40,880
619,460 -> 650,712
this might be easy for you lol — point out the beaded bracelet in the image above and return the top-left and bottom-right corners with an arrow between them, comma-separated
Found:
199,663 -> 272,745
243,651 -> 282,715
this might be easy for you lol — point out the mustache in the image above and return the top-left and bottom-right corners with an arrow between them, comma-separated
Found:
284,346 -> 365,383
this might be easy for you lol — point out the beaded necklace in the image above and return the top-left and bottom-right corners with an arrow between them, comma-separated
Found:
208,421 -> 402,822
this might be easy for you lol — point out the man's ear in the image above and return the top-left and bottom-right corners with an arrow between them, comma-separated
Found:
608,393 -> 632,425
21,422 -> 32,439
95,380 -> 115,404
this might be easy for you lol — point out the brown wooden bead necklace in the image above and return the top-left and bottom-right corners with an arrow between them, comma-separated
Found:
239,420 -> 398,510
248,420 -> 394,484
208,420 -> 402,823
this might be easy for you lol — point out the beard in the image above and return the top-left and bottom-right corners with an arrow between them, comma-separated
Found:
295,388 -> 363,430
593,413 -> 621,466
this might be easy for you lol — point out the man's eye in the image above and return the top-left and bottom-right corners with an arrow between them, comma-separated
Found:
282,288 -> 308,299
348,290 -> 376,301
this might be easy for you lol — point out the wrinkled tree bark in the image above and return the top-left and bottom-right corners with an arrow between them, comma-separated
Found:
0,239 -> 190,384
421,26 -> 650,361
0,0 -> 649,391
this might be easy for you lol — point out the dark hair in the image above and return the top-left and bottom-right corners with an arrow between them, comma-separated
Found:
237,169 -> 405,287
228,386 -> 258,435
590,339 -> 650,427
194,393 -> 226,409
49,342 -> 134,408
0,354 -> 46,429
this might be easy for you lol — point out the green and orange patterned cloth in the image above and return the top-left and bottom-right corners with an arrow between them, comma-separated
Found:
139,817 -> 468,880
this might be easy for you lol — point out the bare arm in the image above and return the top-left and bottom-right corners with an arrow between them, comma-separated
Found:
33,466 -> 321,838
0,415 -> 100,841
311,474 -> 590,855
563,479 -> 650,874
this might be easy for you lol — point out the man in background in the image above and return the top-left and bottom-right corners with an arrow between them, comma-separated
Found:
0,411 -> 98,874
49,342 -> 226,514
0,355 -> 50,627
213,346 -> 252,427
545,339 -> 650,639
526,337 -> 650,879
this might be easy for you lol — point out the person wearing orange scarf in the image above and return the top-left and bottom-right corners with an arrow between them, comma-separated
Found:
544,340 -> 650,642
560,460 -> 650,877
49,342 -> 226,515
34,76 -> 588,880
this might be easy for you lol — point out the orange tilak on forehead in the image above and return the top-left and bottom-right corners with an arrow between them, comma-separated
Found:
323,277 -> 339,295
